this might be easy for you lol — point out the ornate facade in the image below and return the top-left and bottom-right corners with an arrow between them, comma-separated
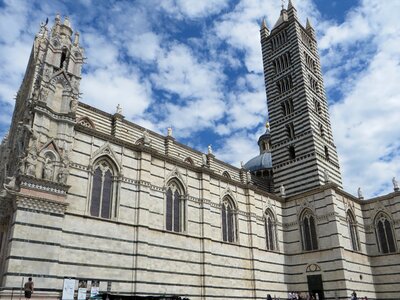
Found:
0,3 -> 399,300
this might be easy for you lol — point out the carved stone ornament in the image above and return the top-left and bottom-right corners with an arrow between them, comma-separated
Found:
165,167 -> 186,190
142,130 -> 151,145
90,142 -> 122,172
57,164 -> 69,184
25,146 -> 38,177
70,97 -> 78,113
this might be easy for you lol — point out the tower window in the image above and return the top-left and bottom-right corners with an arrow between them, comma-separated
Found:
319,123 -> 324,138
281,99 -> 294,116
288,145 -> 296,160
286,123 -> 295,139
277,75 -> 293,94
60,48 -> 68,68
309,75 -> 318,93
300,210 -> 318,251
324,146 -> 329,160
166,180 -> 186,232
313,98 -> 321,114
273,52 -> 291,74
221,197 -> 238,243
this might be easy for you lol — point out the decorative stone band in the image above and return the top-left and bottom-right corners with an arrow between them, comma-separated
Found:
19,175 -> 71,202
15,194 -> 68,215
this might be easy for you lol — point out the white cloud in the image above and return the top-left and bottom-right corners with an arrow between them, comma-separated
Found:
81,69 -> 152,117
127,32 -> 161,62
159,0 -> 229,19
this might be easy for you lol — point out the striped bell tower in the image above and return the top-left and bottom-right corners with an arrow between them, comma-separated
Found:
260,0 -> 342,196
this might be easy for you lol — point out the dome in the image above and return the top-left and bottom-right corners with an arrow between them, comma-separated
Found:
244,152 -> 272,172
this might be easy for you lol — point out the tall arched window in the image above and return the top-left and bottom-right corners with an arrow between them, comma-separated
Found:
265,209 -> 277,251
347,210 -> 360,251
90,158 -> 116,219
166,180 -> 185,232
300,210 -> 318,251
221,197 -> 237,243
375,212 -> 396,254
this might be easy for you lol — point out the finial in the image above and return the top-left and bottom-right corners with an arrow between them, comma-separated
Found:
63,16 -> 71,27
265,121 -> 270,129
55,13 -> 61,22
281,0 -> 286,10
167,127 -> 173,137
261,18 -> 267,29
74,31 -> 80,45
306,18 -> 312,29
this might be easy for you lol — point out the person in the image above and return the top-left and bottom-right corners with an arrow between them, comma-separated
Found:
351,291 -> 357,300
24,277 -> 34,299
267,294 -> 273,300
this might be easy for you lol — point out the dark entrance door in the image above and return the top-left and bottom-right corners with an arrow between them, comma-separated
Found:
307,274 -> 324,300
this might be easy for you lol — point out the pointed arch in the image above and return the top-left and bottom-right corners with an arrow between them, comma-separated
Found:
165,177 -> 186,232
264,208 -> 278,251
299,208 -> 318,251
90,142 -> 122,174
221,195 -> 238,243
374,211 -> 396,253
222,171 -> 231,179
77,116 -> 95,129
184,157 -> 194,165
89,156 -> 118,219
347,209 -> 360,251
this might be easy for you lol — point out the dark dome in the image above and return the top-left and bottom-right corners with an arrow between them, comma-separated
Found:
244,152 -> 272,172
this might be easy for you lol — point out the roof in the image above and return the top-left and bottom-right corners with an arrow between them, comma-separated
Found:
244,152 -> 272,172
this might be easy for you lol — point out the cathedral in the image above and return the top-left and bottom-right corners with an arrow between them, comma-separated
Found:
0,2 -> 399,300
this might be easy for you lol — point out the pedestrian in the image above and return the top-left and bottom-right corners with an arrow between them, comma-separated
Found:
267,294 -> 273,300
24,277 -> 34,299
351,291 -> 357,300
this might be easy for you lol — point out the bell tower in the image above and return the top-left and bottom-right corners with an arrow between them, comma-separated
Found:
1,14 -> 84,190
260,1 -> 342,196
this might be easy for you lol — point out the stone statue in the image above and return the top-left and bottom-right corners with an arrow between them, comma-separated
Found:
25,147 -> 38,177
39,88 -> 49,102
201,154 -> 208,167
43,158 -> 54,180
240,161 -> 244,169
208,145 -> 213,155
57,164 -> 69,184
357,187 -> 363,199
167,127 -> 173,137
246,171 -> 251,184
116,104 -> 122,115
280,185 -> 286,197
70,97 -> 78,113
393,177 -> 399,191
143,131 -> 150,145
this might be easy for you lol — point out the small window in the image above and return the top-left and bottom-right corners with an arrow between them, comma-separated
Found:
60,48 -> 68,68
288,146 -> 296,160
319,123 -> 324,138
166,180 -> 186,232
221,197 -> 237,243
300,210 -> 318,251
347,211 -> 360,251
313,98 -> 321,114
265,209 -> 277,251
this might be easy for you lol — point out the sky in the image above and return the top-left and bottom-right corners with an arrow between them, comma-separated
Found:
1,0 -> 400,199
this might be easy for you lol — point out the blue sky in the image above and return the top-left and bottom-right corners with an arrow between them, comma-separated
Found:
1,0 -> 400,198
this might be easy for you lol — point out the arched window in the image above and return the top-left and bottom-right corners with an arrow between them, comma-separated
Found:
221,197 -> 237,243
184,157 -> 194,165
300,210 -> 318,251
375,212 -> 396,253
347,210 -> 360,251
90,158 -> 116,219
60,47 -> 68,68
265,209 -> 277,251
166,180 -> 185,232
324,146 -> 329,160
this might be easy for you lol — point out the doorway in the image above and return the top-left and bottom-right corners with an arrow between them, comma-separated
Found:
307,274 -> 324,300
